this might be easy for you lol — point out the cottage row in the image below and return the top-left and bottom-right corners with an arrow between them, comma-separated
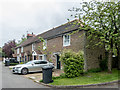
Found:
14,19 -> 105,71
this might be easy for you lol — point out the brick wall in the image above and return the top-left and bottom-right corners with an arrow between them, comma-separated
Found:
24,44 -> 32,54
46,31 -> 85,68
84,31 -> 105,70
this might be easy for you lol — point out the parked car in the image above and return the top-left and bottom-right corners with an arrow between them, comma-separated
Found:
5,58 -> 19,66
12,60 -> 54,75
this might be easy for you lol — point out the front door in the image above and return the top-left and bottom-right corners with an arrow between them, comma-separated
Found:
56,55 -> 61,69
34,56 -> 36,60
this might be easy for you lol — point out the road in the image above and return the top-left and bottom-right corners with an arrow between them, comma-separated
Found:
1,61 -> 119,89
1,61 -> 49,88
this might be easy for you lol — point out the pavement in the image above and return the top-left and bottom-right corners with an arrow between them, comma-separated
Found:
1,61 -> 49,88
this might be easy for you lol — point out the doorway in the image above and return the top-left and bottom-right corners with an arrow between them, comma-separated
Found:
56,54 -> 61,69
34,56 -> 36,60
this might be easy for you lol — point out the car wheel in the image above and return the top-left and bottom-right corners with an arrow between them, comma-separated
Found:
21,68 -> 28,75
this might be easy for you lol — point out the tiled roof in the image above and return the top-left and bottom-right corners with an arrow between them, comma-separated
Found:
27,34 -> 35,37
17,19 -> 81,48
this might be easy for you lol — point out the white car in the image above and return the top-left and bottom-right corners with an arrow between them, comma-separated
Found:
12,60 -> 54,75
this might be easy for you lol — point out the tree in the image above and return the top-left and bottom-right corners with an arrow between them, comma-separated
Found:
69,1 -> 120,72
2,40 -> 16,58
16,34 -> 27,46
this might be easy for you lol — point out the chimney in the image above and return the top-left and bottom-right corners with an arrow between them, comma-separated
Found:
27,32 -> 35,39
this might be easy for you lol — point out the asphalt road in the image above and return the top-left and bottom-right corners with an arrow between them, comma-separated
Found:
1,61 -> 119,89
1,61 -> 48,88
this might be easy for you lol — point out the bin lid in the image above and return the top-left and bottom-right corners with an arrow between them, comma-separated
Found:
42,65 -> 54,70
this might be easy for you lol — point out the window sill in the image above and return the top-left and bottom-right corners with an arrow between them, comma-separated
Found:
63,44 -> 70,47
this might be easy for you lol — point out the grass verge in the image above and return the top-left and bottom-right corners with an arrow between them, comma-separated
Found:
49,68 -> 119,86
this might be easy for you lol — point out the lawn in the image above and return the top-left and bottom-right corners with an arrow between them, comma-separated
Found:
50,68 -> 119,85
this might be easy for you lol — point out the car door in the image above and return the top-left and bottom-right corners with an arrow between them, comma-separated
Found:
34,61 -> 48,71
39,61 -> 48,69
33,61 -> 42,71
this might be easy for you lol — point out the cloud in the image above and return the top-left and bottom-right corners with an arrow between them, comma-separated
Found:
0,0 -> 81,47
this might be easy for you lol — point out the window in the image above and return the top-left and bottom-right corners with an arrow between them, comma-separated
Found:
32,43 -> 35,51
43,39 -> 47,50
40,61 -> 47,64
17,48 -> 19,54
39,54 -> 47,60
39,56 -> 43,60
21,47 -> 23,52
34,61 -> 41,64
63,34 -> 70,46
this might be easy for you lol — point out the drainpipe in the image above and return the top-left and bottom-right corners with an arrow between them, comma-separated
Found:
83,30 -> 88,72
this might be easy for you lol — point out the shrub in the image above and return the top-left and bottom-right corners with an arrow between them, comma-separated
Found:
20,62 -> 24,64
60,49 -> 84,78
10,63 -> 19,66
99,58 -> 108,71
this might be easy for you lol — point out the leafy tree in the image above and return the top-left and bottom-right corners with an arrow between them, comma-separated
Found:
16,34 -> 27,46
2,40 -> 16,58
69,1 -> 120,72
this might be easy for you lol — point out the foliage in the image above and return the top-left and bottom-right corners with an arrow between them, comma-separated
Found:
40,80 -> 43,82
20,62 -> 24,64
69,1 -> 120,72
16,35 -> 27,46
2,40 -> 16,58
87,68 -> 102,73
49,59 -> 53,63
0,47 -> 2,57
60,49 -> 84,78
99,58 -> 108,71
38,37 -> 45,42
10,63 -> 19,66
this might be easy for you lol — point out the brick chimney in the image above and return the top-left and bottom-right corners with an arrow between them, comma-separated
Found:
27,32 -> 35,39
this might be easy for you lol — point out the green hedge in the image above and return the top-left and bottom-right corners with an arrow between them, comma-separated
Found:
60,49 -> 84,78
10,63 -> 19,66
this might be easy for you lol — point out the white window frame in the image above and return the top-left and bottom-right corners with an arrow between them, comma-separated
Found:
21,47 -> 23,53
17,56 -> 19,61
32,51 -> 37,60
32,43 -> 35,51
38,54 -> 47,60
43,39 -> 47,50
17,48 -> 19,54
63,34 -> 71,47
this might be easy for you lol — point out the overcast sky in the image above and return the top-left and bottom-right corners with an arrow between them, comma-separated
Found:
0,0 -> 108,47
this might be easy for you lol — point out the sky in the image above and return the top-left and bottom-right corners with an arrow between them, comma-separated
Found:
0,0 -> 113,47
0,0 -> 84,47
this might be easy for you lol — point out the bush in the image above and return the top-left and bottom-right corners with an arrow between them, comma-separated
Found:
60,49 -> 84,78
10,63 -> 19,66
99,58 -> 108,71
20,62 -> 24,64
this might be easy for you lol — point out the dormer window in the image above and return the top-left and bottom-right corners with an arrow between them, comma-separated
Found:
43,39 -> 47,50
17,48 -> 19,54
32,43 -> 35,51
63,34 -> 70,46
21,47 -> 23,53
